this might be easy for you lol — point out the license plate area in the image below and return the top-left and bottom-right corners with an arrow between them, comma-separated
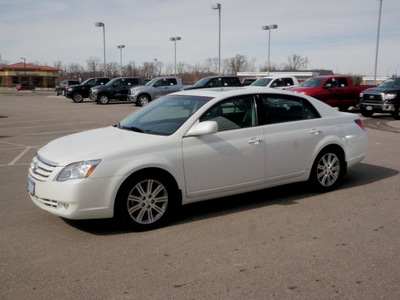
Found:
28,179 -> 35,195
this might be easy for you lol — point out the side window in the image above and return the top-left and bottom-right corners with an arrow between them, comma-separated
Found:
167,79 -> 177,86
258,94 -> 319,125
223,77 -> 241,86
200,95 -> 257,131
114,79 -> 123,86
324,78 -> 338,88
272,79 -> 284,87
337,78 -> 348,87
206,78 -> 222,87
284,78 -> 294,86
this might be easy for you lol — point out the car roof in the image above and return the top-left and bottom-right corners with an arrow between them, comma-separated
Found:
176,86 -> 293,98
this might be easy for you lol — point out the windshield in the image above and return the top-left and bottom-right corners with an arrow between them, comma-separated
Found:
300,78 -> 325,88
118,95 -> 212,135
105,78 -> 119,86
250,78 -> 272,87
193,77 -> 211,87
145,78 -> 158,86
378,78 -> 400,89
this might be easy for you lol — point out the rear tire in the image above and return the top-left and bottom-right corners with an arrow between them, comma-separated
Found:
338,105 -> 349,112
309,148 -> 344,192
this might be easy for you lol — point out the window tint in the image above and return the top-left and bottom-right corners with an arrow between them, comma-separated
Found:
258,94 -> 319,125
223,77 -> 241,86
337,78 -> 349,87
127,78 -> 140,85
167,78 -> 177,86
283,78 -> 294,86
207,78 -> 222,87
200,95 -> 256,131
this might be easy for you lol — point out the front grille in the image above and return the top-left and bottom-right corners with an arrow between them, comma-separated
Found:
362,93 -> 384,104
29,154 -> 59,182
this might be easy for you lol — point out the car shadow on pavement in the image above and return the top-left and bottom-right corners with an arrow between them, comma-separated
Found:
63,162 -> 398,235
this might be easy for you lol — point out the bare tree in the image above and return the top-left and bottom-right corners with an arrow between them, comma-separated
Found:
86,57 -> 101,77
106,62 -> 119,78
285,54 -> 307,70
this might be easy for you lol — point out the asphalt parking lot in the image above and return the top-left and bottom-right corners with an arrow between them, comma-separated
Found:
1,90 -> 399,299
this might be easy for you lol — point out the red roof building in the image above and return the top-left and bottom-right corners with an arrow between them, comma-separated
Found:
0,62 -> 60,88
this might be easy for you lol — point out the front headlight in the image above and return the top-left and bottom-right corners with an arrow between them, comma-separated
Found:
131,89 -> 139,95
57,160 -> 101,181
385,93 -> 397,100
67,87 -> 73,92
359,92 -> 364,98
295,91 -> 307,95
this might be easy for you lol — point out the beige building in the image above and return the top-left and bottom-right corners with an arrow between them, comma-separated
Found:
0,62 -> 59,88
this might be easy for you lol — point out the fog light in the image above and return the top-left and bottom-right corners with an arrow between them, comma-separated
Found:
63,203 -> 69,209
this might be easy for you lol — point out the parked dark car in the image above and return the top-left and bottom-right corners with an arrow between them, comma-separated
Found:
242,78 -> 257,86
359,77 -> 400,120
16,83 -> 35,91
65,77 -> 110,102
55,80 -> 80,96
89,77 -> 144,104
183,76 -> 242,90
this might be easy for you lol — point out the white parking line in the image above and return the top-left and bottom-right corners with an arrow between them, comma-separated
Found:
9,146 -> 32,165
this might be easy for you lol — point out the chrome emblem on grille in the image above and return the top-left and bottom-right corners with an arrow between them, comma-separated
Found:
369,95 -> 374,99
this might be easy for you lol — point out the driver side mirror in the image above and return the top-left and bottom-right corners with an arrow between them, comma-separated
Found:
185,121 -> 218,137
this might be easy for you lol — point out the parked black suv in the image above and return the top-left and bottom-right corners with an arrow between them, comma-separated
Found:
183,76 -> 242,90
65,77 -> 110,102
55,80 -> 80,96
359,77 -> 400,120
89,77 -> 144,104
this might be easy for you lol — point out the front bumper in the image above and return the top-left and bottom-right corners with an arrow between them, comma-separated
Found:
27,155 -> 121,220
359,102 -> 395,112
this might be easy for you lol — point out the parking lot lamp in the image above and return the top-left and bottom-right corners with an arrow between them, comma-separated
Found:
374,0 -> 383,85
211,3 -> 221,75
117,45 -> 125,76
95,22 -> 106,77
262,24 -> 278,75
169,37 -> 181,76
20,57 -> 26,82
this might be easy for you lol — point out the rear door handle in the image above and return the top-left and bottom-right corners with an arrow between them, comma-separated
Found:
248,137 -> 263,144
310,128 -> 321,135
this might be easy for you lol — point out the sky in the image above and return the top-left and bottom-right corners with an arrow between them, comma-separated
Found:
1,0 -> 399,76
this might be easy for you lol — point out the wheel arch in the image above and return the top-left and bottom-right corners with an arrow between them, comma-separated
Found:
114,167 -> 183,213
312,144 -> 347,176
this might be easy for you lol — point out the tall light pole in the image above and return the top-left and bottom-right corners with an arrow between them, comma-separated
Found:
262,24 -> 278,75
169,37 -> 181,76
20,57 -> 26,82
374,0 -> 383,84
95,22 -> 106,76
117,45 -> 125,76
211,3 -> 221,75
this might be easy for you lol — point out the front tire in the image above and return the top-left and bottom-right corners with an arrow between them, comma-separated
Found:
72,93 -> 83,103
309,148 -> 344,192
360,108 -> 373,117
97,94 -> 109,104
114,172 -> 179,231
391,106 -> 400,120
137,94 -> 150,107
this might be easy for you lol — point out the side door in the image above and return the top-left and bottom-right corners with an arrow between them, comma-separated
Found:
258,94 -> 325,181
111,79 -> 124,99
182,95 -> 266,198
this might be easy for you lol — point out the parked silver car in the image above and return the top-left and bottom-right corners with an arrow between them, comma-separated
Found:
128,76 -> 183,106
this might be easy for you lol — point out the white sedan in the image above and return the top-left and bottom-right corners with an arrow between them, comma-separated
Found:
28,88 -> 368,230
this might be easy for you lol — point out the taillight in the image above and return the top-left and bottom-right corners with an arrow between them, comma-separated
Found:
355,119 -> 366,131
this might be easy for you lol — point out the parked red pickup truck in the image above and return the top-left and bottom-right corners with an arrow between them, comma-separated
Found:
286,76 -> 375,111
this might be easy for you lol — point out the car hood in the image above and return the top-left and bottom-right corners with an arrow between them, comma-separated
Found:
363,87 -> 399,94
38,126 -> 168,165
285,86 -> 315,92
